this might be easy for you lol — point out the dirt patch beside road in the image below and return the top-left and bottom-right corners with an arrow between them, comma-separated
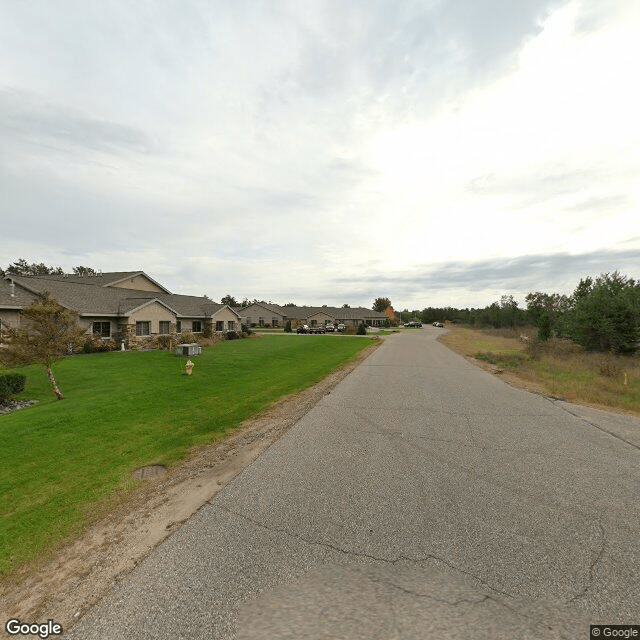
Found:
0,340 -> 381,637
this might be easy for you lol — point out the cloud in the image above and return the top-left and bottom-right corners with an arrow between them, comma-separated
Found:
0,89 -> 158,158
0,1 -> 638,310
330,249 -> 640,308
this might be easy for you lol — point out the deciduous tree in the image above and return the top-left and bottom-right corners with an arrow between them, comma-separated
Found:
72,266 -> 97,275
0,295 -> 87,400
373,297 -> 391,312
221,295 -> 238,306
1,259 -> 64,276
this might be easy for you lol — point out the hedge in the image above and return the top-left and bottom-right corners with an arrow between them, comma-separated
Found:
0,373 -> 26,402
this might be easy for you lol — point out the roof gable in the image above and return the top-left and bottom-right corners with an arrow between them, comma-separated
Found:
12,271 -> 172,294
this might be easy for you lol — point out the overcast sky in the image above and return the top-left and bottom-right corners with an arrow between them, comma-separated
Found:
1,1 -> 638,310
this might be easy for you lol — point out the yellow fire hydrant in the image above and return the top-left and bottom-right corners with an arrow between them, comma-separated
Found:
185,359 -> 194,376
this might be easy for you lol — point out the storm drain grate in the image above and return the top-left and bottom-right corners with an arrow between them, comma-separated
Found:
132,465 -> 167,480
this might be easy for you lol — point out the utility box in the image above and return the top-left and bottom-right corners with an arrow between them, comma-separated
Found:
175,343 -> 202,357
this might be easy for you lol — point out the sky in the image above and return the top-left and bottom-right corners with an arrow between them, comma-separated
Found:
1,0 -> 638,310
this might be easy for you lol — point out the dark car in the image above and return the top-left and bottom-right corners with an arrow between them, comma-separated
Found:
296,324 -> 309,334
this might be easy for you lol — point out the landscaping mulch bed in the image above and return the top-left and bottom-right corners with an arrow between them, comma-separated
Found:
0,399 -> 38,415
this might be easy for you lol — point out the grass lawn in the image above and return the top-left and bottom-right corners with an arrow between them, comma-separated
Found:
0,335 -> 375,577
439,326 -> 640,414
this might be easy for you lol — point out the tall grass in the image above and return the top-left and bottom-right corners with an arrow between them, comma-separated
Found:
440,326 -> 640,414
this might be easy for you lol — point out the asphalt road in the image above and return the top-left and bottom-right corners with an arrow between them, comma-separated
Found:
68,328 -> 640,639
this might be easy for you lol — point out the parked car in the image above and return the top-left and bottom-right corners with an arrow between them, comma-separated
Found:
404,321 -> 422,328
296,324 -> 309,334
309,325 -> 325,334
434,322 -> 444,328
325,324 -> 335,332
336,323 -> 346,332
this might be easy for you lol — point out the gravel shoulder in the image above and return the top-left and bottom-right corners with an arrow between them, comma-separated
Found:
0,340 -> 381,636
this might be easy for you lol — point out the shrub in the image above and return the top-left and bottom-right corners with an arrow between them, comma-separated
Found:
156,334 -> 178,351
225,330 -> 240,340
241,324 -> 254,335
0,373 -> 26,402
284,321 -> 292,333
179,331 -> 198,344
198,334 -> 224,347
136,336 -> 158,350
597,351 -> 623,378
357,323 -> 367,335
82,335 -> 119,354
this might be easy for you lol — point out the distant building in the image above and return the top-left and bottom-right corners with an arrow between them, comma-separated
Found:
238,302 -> 388,328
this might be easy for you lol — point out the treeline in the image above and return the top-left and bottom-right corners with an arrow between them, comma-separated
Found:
0,259 -> 97,277
401,272 -> 640,354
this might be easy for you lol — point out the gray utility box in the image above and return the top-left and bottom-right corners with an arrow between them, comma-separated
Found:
175,343 -> 202,357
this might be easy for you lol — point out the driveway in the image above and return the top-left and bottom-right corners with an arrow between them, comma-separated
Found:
69,328 -> 640,639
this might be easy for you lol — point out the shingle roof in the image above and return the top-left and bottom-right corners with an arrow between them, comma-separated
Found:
19,271 -> 172,293
0,278 -> 38,308
4,276 -> 234,319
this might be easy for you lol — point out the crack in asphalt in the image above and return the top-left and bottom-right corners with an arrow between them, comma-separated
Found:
547,399 -> 640,452
367,573 -> 493,607
566,520 -> 607,604
214,505 -> 516,600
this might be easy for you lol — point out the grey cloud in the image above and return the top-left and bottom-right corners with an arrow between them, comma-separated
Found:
331,249 -> 640,304
430,0 -> 567,72
0,89 -> 158,157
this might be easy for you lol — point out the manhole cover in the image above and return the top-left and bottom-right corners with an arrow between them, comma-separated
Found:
132,465 -> 167,480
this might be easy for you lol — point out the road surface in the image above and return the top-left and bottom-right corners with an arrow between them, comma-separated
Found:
68,328 -> 640,639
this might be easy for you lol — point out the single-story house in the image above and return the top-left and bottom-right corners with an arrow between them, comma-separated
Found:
0,271 -> 242,343
239,302 -> 388,328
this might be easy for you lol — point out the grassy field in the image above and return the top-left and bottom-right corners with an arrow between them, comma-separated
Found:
0,335 -> 375,577
439,326 -> 640,414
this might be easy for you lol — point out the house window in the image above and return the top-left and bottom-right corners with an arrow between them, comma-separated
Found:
228,320 -> 235,331
92,321 -> 111,338
159,321 -> 170,334
176,321 -> 182,333
258,317 -> 264,327
272,317 -> 278,327
192,320 -> 202,333
135,321 -> 150,336
216,320 -> 224,331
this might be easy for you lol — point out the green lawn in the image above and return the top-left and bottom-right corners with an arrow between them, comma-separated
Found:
0,335 -> 374,576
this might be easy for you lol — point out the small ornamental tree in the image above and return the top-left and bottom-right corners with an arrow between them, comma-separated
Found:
0,295 -> 87,400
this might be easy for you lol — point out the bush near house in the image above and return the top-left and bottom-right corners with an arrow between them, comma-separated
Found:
0,373 -> 26,402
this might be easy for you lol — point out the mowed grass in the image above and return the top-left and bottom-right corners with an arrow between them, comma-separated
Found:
439,326 -> 640,414
0,335 -> 375,577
